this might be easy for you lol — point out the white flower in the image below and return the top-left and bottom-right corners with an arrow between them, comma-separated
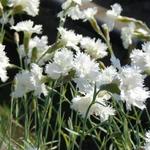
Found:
142,42 -> 150,71
71,91 -> 115,121
73,52 -> 100,82
80,37 -> 108,58
73,52 -> 100,93
8,0 -> 40,16
58,27 -> 82,48
30,36 -> 48,52
31,36 -> 49,65
18,36 -> 49,64
118,66 -> 149,110
130,49 -> 146,71
45,48 -> 74,79
97,66 -> 118,86
107,3 -> 122,18
12,70 -> 33,98
106,3 -> 122,30
130,42 -> 150,73
82,7 -> 97,21
65,4 -> 96,21
142,42 -> 150,53
45,63 -> 63,80
73,78 -> 94,94
74,66 -> 118,94
144,131 -> 150,150
67,5 -> 84,20
0,44 -> 9,82
121,23 -> 135,49
110,55 -> 121,70
62,0 -> 92,10
61,0 -> 72,10
62,0 -> 81,10
121,86 -> 149,110
13,64 -> 47,98
11,20 -> 42,34
30,64 -> 48,96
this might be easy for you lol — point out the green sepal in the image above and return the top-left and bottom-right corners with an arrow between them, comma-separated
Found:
23,32 -> 31,55
31,47 -> 38,63
100,83 -> 120,94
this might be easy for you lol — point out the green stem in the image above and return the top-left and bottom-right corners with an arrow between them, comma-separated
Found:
36,41 -> 64,63
24,95 -> 29,141
89,18 -> 114,56
79,85 -> 97,149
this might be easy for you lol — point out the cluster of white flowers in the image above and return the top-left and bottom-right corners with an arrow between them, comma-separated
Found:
42,47 -> 116,120
46,25 -> 150,117
106,3 -> 122,31
58,27 -> 108,57
2,0 -> 150,148
0,44 -> 10,82
1,0 -> 150,129
130,42 -> 150,73
71,91 -> 115,121
8,0 -> 40,17
13,64 -> 47,98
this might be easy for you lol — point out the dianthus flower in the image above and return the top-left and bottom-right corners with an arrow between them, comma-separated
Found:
121,23 -> 135,49
18,35 -> 49,65
8,0 -> 40,16
106,3 -> 122,30
0,44 -> 9,82
11,20 -> 42,34
12,64 -> 47,98
45,48 -> 74,79
73,52 -> 100,81
80,37 -> 107,59
130,42 -> 150,73
71,91 -> 115,121
118,66 -> 149,110
58,27 -> 82,49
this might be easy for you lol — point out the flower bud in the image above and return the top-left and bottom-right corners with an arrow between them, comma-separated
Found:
14,32 -> 20,45
0,2 -> 3,15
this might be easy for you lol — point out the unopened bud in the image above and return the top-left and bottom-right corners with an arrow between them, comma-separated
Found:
0,2 -> 3,15
31,47 -> 37,62
14,32 -> 19,45
102,24 -> 109,31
